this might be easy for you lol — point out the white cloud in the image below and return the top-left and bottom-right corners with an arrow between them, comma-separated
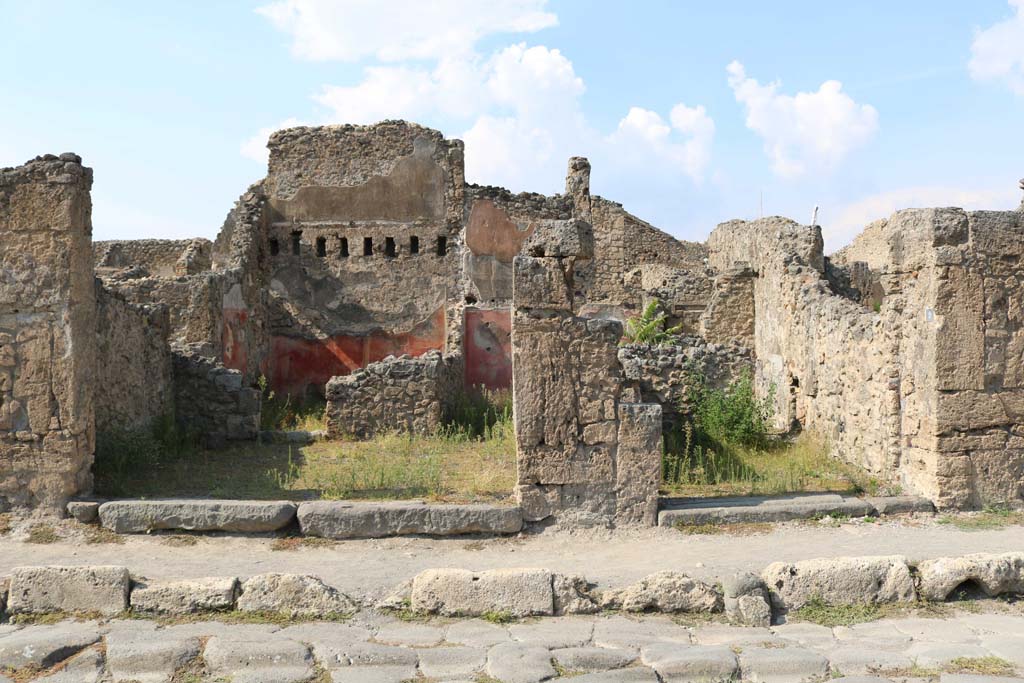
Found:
727,61 -> 878,178
969,0 -> 1024,95
825,185 -> 1021,249
257,0 -> 557,62
606,104 -> 715,182
240,117 -> 307,164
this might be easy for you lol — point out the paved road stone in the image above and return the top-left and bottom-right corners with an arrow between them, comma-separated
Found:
0,623 -> 101,669
640,642 -> 739,682
509,616 -> 594,648
444,619 -> 510,647
551,645 -> 637,672
35,646 -> 105,683
204,636 -> 314,683
373,621 -> 446,646
486,642 -> 557,683
738,645 -> 829,682
417,645 -> 486,679
105,631 -> 200,683
329,664 -> 419,682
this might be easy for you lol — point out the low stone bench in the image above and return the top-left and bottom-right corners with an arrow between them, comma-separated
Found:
98,499 -> 297,533
297,500 -> 524,539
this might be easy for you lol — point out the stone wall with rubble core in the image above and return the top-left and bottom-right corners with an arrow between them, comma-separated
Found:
511,219 -> 663,527
0,154 -> 96,511
618,340 -> 755,433
94,284 -> 174,434
172,349 -> 260,448
325,350 -> 458,439
259,122 -> 465,397
708,206 -> 1024,510
94,238 -> 212,278
834,207 -> 1024,509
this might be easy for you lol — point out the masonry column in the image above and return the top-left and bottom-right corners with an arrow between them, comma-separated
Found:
0,154 -> 96,511
511,219 -> 662,526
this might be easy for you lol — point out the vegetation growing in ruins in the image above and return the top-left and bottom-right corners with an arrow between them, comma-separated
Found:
937,503 -> 1024,531
662,369 -> 876,497
93,414 -> 199,495
623,298 -> 683,346
95,389 -> 516,503
258,375 -> 327,432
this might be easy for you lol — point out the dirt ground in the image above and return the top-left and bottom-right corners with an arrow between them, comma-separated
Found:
2,514 -> 1022,600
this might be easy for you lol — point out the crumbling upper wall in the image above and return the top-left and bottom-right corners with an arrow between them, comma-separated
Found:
94,238 -> 212,278
0,154 -> 96,511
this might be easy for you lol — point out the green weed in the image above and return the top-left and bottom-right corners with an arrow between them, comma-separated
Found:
623,298 -> 683,346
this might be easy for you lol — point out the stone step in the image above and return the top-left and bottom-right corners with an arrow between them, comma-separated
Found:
297,501 -> 524,539
657,494 -> 933,526
98,499 -> 297,533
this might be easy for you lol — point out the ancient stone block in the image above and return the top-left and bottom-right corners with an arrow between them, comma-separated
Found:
615,403 -> 662,526
296,500 -> 523,539
761,556 -> 915,611
237,573 -> 356,617
7,565 -> 130,616
410,568 -> 554,617
601,571 -> 723,613
512,256 -> 574,310
523,218 -> 594,259
916,552 -> 1024,601
98,499 -> 296,533
130,577 -> 238,615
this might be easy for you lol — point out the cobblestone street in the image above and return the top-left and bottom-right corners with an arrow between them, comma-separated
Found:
3,607 -> 1024,682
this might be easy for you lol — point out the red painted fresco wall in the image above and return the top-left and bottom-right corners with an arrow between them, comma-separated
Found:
464,307 -> 512,391
221,307 -> 250,375
267,307 -> 447,397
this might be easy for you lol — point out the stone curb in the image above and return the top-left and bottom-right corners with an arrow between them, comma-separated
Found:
98,499 -> 297,534
3,550 -> 1022,624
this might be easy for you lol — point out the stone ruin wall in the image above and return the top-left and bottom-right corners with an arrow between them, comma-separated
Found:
94,238 -> 212,278
94,285 -> 174,434
260,123 -> 464,397
325,350 -> 459,439
511,221 -> 662,526
172,349 -> 261,447
0,155 -> 96,511
708,208 -> 1024,509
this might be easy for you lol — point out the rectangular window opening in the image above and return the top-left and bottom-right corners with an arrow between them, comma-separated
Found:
291,232 -> 301,256
436,235 -> 447,256
385,237 -> 396,257
315,236 -> 326,257
410,235 -> 419,254
269,238 -> 280,256
363,237 -> 373,256
340,237 -> 349,258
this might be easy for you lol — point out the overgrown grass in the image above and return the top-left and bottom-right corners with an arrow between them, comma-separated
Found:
938,503 -> 1024,531
25,524 -> 59,544
946,656 -> 1017,676
258,376 -> 327,432
92,414 -> 200,497
662,369 -> 879,497
674,521 -> 774,536
95,389 -> 516,503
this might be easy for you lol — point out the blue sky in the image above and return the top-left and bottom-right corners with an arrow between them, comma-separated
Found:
2,1 -> 1022,249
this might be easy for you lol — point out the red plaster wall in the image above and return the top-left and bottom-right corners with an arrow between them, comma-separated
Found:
267,307 -> 447,397
464,307 -> 512,391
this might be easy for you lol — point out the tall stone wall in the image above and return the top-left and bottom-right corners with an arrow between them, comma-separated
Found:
94,285 -> 174,434
261,122 -> 464,396
708,208 -> 1024,509
172,350 -> 260,448
511,221 -> 662,526
0,155 -> 96,511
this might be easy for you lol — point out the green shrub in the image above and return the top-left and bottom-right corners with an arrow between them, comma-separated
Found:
623,299 -> 683,346
258,375 -> 326,432
688,369 -> 774,447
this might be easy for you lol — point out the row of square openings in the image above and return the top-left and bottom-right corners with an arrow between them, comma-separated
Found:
270,233 -> 448,258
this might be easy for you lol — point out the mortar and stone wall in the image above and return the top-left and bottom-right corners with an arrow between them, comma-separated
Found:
511,220 -> 663,526
325,350 -> 458,439
94,238 -> 212,278
707,207 -> 1024,509
172,350 -> 260,448
618,340 -> 754,432
94,284 -> 174,434
0,155 -> 97,511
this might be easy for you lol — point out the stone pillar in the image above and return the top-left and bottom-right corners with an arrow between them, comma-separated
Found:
565,156 -> 591,222
511,219 -> 662,526
0,154 -> 96,511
